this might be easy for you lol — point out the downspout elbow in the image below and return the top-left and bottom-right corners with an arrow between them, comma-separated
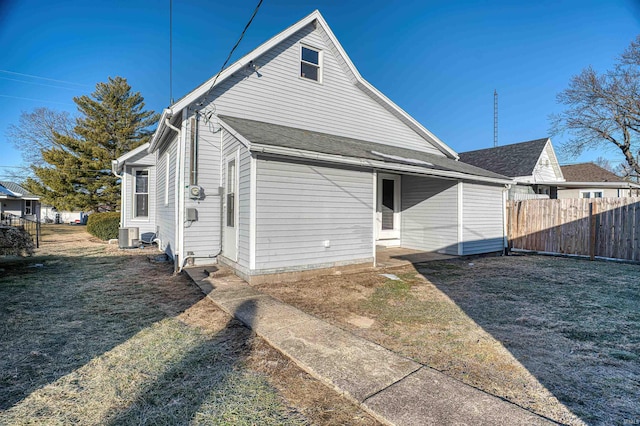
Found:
111,160 -> 122,178
165,118 -> 181,134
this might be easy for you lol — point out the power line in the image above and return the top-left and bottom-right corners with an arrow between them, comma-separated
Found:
0,70 -> 91,88
203,0 -> 264,100
0,94 -> 75,107
0,76 -> 83,91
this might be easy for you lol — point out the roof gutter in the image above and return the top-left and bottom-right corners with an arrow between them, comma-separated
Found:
537,181 -> 640,189
250,143 -> 513,185
149,109 -> 172,152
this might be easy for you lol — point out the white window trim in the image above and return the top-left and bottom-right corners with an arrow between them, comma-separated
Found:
299,44 -> 322,84
580,190 -> 604,199
25,200 -> 32,215
132,167 -> 150,222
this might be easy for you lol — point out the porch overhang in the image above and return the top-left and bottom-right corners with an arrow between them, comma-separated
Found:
251,143 -> 514,185
218,115 -> 514,186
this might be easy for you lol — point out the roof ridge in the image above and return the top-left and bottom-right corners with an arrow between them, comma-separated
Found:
150,10 -> 457,158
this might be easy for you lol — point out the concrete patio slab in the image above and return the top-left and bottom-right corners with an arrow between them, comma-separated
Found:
266,316 -> 421,403
364,367 -> 550,426
183,267 -> 553,426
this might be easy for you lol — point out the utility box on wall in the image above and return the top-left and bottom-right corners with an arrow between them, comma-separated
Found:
186,208 -> 198,222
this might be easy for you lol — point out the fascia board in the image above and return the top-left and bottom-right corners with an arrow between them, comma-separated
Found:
170,10 -> 321,114
250,143 -> 513,185
546,181 -> 640,189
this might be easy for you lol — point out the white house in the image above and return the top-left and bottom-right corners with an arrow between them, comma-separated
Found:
0,181 -> 40,221
112,142 -> 157,241
459,138 -> 565,199
114,10 -> 513,280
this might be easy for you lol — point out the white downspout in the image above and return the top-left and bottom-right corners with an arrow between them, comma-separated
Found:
503,184 -> 511,254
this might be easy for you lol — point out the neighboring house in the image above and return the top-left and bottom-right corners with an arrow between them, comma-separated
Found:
114,10 -> 513,280
459,138 -> 565,199
40,205 -> 87,224
0,181 -> 40,221
111,142 -> 156,240
556,163 -> 640,198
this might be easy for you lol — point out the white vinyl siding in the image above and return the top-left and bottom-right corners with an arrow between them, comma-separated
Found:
401,176 -> 459,255
557,187 -> 627,199
217,130 -> 251,268
254,158 -> 373,271
156,140 -> 177,256
238,146 -> 251,268
121,147 -> 156,236
462,182 -> 505,255
533,144 -> 561,182
182,114 -> 224,265
203,23 -> 443,156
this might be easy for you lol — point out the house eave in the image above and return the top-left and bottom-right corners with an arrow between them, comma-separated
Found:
250,143 -> 513,185
113,142 -> 152,173
538,181 -> 640,189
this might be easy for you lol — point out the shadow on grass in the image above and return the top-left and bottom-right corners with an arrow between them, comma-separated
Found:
0,249 -> 203,411
416,255 -> 640,425
102,299 -> 302,425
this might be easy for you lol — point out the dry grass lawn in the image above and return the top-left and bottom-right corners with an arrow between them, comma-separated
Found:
254,253 -> 640,426
0,225 -> 378,425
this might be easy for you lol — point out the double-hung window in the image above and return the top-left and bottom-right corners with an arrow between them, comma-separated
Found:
134,169 -> 149,218
580,191 -> 603,199
25,200 -> 32,215
226,159 -> 236,227
300,45 -> 321,82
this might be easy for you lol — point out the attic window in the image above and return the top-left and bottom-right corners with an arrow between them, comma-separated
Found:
300,45 -> 321,82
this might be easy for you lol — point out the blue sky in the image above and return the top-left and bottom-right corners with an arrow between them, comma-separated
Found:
1,0 -> 639,180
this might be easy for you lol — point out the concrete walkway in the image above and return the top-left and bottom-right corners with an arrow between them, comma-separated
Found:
184,268 -> 554,426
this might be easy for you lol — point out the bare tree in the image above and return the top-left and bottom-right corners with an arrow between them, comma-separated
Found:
551,35 -> 640,177
6,107 -> 75,179
592,156 -> 615,173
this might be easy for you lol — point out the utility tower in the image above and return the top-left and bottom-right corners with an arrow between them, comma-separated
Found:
494,90 -> 498,147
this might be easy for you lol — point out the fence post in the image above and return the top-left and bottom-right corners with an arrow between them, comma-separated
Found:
589,202 -> 596,261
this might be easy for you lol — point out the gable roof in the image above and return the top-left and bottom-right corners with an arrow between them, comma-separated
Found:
560,163 -> 625,183
458,138 -> 550,178
112,142 -> 153,174
0,181 -> 39,199
219,115 -> 511,184
149,10 -> 457,159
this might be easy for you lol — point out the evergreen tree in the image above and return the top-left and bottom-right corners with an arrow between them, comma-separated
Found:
25,77 -> 159,211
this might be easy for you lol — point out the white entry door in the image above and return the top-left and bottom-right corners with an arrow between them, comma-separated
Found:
222,154 -> 238,261
377,173 -> 401,241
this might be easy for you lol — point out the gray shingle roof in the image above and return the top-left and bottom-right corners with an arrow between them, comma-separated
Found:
0,181 -> 38,199
561,163 -> 625,182
219,116 -> 509,181
458,138 -> 549,178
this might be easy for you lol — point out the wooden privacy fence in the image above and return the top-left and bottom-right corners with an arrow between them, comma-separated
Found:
507,198 -> 640,262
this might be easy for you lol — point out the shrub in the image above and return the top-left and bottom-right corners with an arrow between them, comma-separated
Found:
86,212 -> 120,240
0,226 -> 35,256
